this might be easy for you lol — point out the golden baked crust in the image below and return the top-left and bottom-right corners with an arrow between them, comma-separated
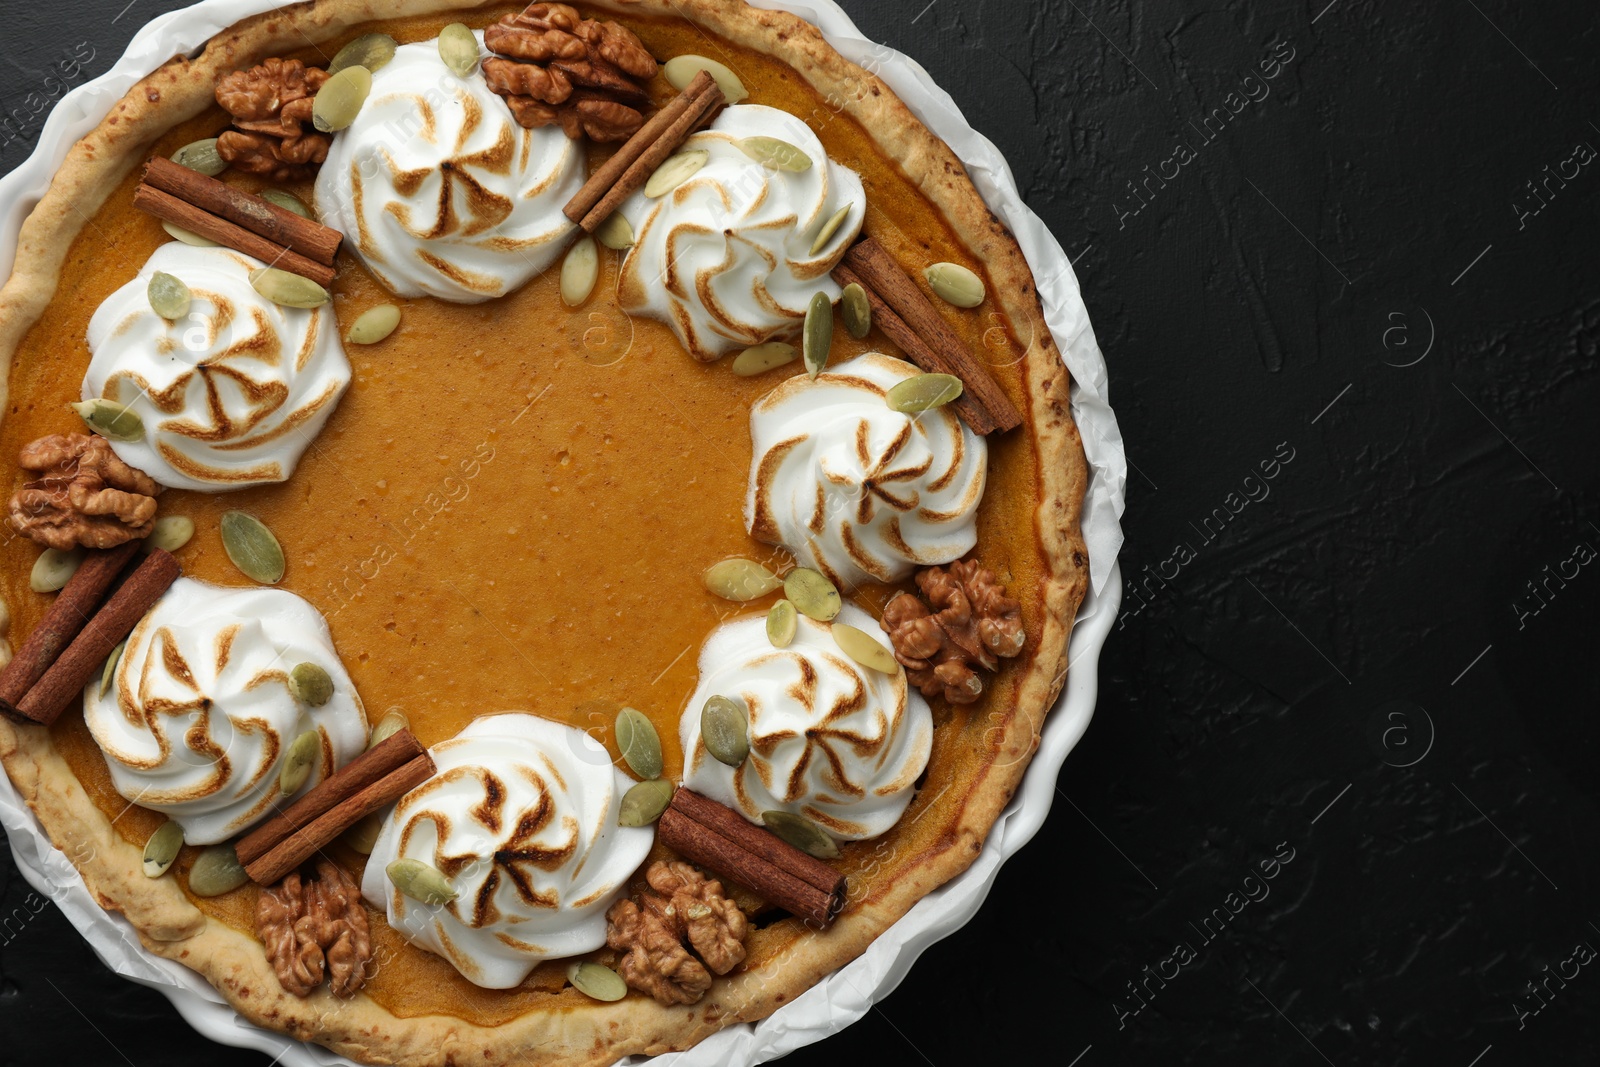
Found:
0,1 -> 1091,1062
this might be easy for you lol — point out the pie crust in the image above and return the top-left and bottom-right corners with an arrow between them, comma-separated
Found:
0,1 -> 1090,1062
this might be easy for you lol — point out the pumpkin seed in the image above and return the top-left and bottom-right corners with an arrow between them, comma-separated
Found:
188,842 -> 249,897
30,547 -> 83,593
700,695 -> 749,767
278,728 -> 321,795
289,662 -> 334,706
345,303 -> 401,344
170,137 -> 227,176
594,212 -> 634,250
618,778 -> 675,827
438,23 -> 480,77
703,558 -> 782,601
220,510 -> 286,584
344,811 -> 385,854
145,515 -> 194,555
367,708 -> 409,750
561,236 -> 599,307
924,261 -> 985,308
886,372 -> 964,413
731,342 -> 797,377
662,54 -> 749,104
312,64 -> 374,133
809,203 -> 853,256
98,639 -> 126,699
162,221 -> 218,246
615,707 -> 663,780
840,282 -> 871,339
567,961 -> 628,1002
802,290 -> 832,378
147,271 -> 191,320
260,189 -> 312,218
783,567 -> 840,621
766,599 -> 798,648
832,623 -> 899,674
386,858 -> 457,906
328,32 -> 396,76
71,398 -> 144,442
761,810 -> 839,859
644,149 -> 708,198
737,136 -> 812,173
249,266 -> 329,308
142,820 -> 184,878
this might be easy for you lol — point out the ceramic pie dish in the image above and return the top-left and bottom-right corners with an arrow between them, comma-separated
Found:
0,1 -> 1126,1063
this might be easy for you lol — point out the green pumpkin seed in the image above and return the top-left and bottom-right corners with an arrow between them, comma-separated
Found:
766,599 -> 798,648
783,567 -> 840,621
567,960 -> 628,1002
162,221 -> 218,246
188,842 -> 249,897
841,282 -> 871,339
644,149 -> 708,198
386,858 -> 457,905
170,137 -> 227,177
703,558 -> 782,601
344,811 -> 385,854
142,820 -> 184,878
289,662 -> 334,706
731,342 -> 798,377
761,810 -> 839,859
614,707 -> 663,780
737,136 -> 812,173
312,64 -> 374,133
439,23 -> 479,77
367,708 -> 409,750
618,778 -> 675,827
561,236 -> 599,307
260,189 -> 312,218
832,623 -> 899,674
809,203 -> 853,256
71,398 -> 144,442
279,728 -> 321,795
662,54 -> 749,104
147,515 -> 194,553
345,303 -> 401,344
803,291 -> 832,378
147,271 -> 191,320
249,267 -> 329,308
328,32 -> 396,76
30,547 -> 84,593
99,639 -> 126,699
924,261 -> 985,308
594,212 -> 634,250
886,372 -> 964,414
220,511 -> 285,584
700,695 -> 749,767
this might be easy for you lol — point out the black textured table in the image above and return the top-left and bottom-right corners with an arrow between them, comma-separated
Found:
2,2 -> 1597,1064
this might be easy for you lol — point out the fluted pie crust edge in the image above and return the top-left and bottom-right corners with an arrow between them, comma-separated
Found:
0,0 -> 1092,1063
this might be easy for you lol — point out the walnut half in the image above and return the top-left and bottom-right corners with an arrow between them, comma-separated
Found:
7,433 -> 160,551
214,57 -> 331,181
882,559 -> 1026,704
604,860 -> 749,1005
255,859 -> 372,999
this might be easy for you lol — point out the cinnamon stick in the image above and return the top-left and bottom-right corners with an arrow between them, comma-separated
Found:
236,728 -> 433,882
569,71 -> 724,232
4,549 -> 180,727
0,542 -> 140,709
840,237 -> 1022,433
659,789 -> 846,927
133,184 -> 337,288
143,157 -> 342,265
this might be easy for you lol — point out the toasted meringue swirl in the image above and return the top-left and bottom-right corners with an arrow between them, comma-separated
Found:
616,104 -> 865,361
679,605 -> 932,842
82,578 -> 368,845
82,243 -> 351,492
746,353 -> 987,588
362,714 -> 653,989
315,34 -> 583,302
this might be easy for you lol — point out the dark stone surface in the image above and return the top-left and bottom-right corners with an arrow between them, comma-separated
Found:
1,1 -> 1597,1064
